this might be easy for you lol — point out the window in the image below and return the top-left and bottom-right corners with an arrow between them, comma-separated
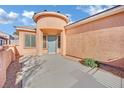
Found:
25,34 -> 36,48
0,38 -> 6,46
58,36 -> 61,48
0,39 -> 2,46
43,35 -> 47,48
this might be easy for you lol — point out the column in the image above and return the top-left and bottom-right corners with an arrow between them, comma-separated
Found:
36,28 -> 43,55
61,29 -> 66,56
6,39 -> 10,45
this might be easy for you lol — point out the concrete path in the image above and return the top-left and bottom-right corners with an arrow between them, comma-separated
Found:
20,54 -> 105,88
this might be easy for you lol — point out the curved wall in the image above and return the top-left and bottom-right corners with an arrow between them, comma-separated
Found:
34,12 -> 69,30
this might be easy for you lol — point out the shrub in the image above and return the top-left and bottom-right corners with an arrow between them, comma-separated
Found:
83,58 -> 99,68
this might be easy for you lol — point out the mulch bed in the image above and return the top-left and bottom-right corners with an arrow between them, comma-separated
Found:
99,58 -> 124,78
99,64 -> 124,78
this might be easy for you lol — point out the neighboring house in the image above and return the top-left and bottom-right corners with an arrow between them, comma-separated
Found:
10,35 -> 19,45
15,5 -> 124,62
0,31 -> 10,46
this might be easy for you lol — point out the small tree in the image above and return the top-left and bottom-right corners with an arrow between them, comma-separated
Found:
13,32 -> 19,36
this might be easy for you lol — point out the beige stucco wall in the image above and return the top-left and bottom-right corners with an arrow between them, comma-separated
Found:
0,46 -> 18,87
66,12 -> 124,61
18,31 -> 37,56
37,17 -> 67,30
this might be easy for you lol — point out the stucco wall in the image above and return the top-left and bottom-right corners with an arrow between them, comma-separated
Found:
66,12 -> 124,61
18,31 -> 37,55
37,17 -> 67,30
0,46 -> 17,87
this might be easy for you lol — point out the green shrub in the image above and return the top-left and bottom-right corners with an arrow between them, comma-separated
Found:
84,58 -> 99,68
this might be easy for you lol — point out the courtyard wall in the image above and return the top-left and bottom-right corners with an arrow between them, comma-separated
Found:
66,12 -> 124,61
0,46 -> 19,87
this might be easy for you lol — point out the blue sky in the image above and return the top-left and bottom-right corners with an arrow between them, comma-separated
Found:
0,5 -> 115,35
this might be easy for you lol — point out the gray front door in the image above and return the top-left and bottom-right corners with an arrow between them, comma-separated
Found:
48,36 -> 57,54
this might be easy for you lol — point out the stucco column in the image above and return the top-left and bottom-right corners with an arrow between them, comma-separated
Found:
61,29 -> 66,56
36,28 -> 43,55
7,39 -> 9,45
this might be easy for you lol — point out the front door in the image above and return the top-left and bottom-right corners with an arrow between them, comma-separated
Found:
48,36 -> 57,54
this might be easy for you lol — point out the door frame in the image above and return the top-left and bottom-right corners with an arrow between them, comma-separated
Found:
47,35 -> 57,54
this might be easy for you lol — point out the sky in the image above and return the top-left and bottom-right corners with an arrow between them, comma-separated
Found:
0,5 -> 116,35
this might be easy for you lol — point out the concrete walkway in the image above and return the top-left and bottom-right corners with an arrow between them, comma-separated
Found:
19,54 -> 105,88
